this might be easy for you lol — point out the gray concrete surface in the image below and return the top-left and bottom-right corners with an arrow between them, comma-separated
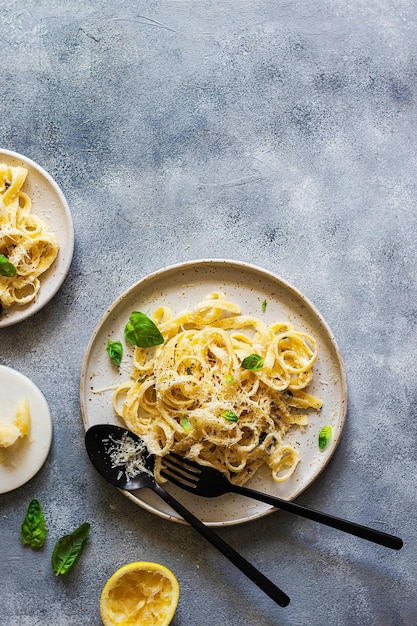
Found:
0,1 -> 416,625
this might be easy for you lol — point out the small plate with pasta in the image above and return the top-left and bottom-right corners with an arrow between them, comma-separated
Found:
0,149 -> 74,327
81,260 -> 347,526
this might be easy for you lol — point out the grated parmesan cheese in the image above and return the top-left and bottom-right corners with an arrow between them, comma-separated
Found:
104,432 -> 152,483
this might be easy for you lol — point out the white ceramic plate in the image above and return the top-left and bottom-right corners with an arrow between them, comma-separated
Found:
0,365 -> 53,493
80,260 -> 347,527
0,149 -> 74,327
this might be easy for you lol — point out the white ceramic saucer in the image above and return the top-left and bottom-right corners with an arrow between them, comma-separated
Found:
0,365 -> 52,493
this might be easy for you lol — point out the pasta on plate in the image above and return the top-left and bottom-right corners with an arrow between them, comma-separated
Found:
114,292 -> 323,486
0,164 -> 59,309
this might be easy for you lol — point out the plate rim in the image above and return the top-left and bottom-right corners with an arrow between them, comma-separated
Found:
0,148 -> 74,328
80,259 -> 348,526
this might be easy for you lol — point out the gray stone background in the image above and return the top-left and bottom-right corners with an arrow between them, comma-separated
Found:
0,1 -> 416,625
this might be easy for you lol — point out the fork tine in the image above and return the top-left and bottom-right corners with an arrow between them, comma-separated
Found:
161,469 -> 197,492
168,451 -> 203,470
164,454 -> 201,477
163,457 -> 200,483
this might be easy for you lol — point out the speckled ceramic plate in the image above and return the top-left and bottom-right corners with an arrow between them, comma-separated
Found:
0,149 -> 74,327
0,365 -> 53,493
80,260 -> 347,527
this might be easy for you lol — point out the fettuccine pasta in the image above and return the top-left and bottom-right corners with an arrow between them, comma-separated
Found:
0,163 -> 59,309
114,292 -> 323,486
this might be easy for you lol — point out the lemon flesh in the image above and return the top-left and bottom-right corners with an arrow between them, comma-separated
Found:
100,561 -> 180,626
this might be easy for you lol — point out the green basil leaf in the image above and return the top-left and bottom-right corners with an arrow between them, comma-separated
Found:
124,312 -> 164,348
318,425 -> 332,450
51,522 -> 90,576
241,353 -> 264,371
0,254 -> 16,277
107,340 -> 123,366
180,415 -> 192,432
221,410 -> 239,423
262,299 -> 267,312
21,499 -> 46,550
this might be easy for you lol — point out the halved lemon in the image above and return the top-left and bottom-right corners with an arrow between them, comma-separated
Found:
100,561 -> 180,626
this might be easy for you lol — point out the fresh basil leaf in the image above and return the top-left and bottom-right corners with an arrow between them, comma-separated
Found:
318,425 -> 332,450
107,340 -> 123,366
0,254 -> 16,277
21,499 -> 46,550
262,299 -> 267,312
221,410 -> 239,423
124,312 -> 164,348
180,415 -> 192,432
51,522 -> 90,576
241,354 -> 264,371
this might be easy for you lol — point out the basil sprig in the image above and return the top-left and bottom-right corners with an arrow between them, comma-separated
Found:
221,410 -> 239,423
124,312 -> 164,348
0,254 -> 16,277
21,499 -> 46,550
241,353 -> 264,371
107,340 -> 123,366
180,415 -> 192,432
51,522 -> 90,576
318,425 -> 332,450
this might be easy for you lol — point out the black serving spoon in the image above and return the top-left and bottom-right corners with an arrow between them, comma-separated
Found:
85,424 -> 290,608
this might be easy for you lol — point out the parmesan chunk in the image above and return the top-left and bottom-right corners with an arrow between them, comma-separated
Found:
0,397 -> 31,449
0,423 -> 21,448
14,398 -> 31,435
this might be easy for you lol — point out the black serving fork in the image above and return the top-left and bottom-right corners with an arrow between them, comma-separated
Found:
162,453 -> 403,550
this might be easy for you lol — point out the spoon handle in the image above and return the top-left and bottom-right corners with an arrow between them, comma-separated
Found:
151,482 -> 290,608
231,485 -> 403,550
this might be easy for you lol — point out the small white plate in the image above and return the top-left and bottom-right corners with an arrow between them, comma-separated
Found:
80,260 -> 347,526
0,365 -> 53,493
0,149 -> 74,327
